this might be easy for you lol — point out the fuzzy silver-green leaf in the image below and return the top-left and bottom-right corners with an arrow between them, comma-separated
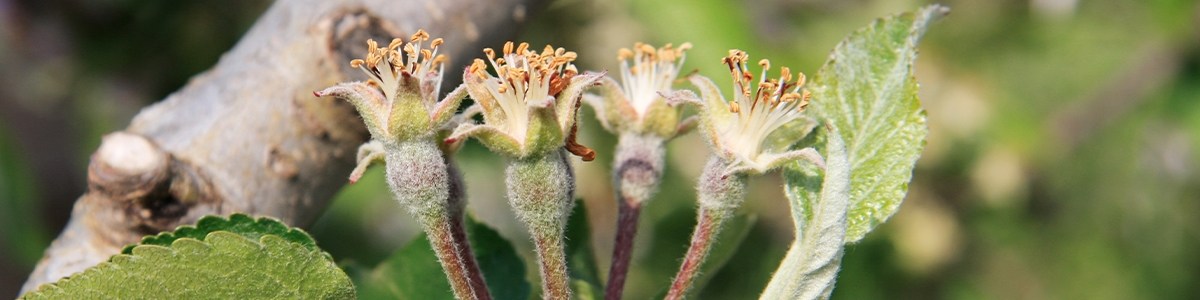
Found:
790,4 -> 943,244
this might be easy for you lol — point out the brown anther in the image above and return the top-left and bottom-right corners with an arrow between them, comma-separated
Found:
618,48 -> 633,60
759,59 -> 770,70
350,59 -> 365,68
639,44 -> 656,55
498,85 -> 508,93
781,67 -> 793,83
723,56 -> 737,71
679,42 -> 694,51
431,38 -> 444,48
795,72 -> 807,87
516,42 -> 530,55
432,54 -> 447,65
483,48 -> 495,59
758,82 -> 774,93
729,101 -> 741,113
367,54 -> 383,69
780,93 -> 800,102
388,38 -> 404,51
367,39 -> 379,52
411,29 -> 429,42
421,49 -> 433,61
503,41 -> 515,55
470,59 -> 489,79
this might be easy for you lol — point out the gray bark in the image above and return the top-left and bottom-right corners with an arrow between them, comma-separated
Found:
21,0 -> 537,294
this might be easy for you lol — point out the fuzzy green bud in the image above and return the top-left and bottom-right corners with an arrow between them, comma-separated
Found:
613,133 -> 666,205
506,150 -> 575,238
385,141 -> 451,222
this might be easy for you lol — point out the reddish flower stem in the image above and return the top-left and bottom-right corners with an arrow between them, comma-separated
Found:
665,207 -> 728,300
449,212 -> 491,300
533,232 -> 571,300
604,198 -> 642,300
446,162 -> 491,299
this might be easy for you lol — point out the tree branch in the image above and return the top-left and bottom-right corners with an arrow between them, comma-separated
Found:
21,0 -> 539,294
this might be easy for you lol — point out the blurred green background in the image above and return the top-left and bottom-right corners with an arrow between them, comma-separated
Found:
3,0 -> 1199,298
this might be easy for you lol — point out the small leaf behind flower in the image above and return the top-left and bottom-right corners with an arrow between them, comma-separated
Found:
768,4 -> 944,299
793,4 -> 944,244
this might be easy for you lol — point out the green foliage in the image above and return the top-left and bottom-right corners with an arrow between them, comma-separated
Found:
790,5 -> 943,243
357,217 -> 529,300
769,5 -> 941,298
564,200 -> 603,299
0,129 -> 49,265
124,213 -> 318,254
21,215 -> 353,299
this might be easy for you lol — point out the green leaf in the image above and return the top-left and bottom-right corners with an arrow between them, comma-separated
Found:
0,128 -> 49,265
470,219 -> 531,300
764,127 -> 851,299
21,231 -> 354,299
565,199 -> 602,299
124,213 -> 318,254
359,217 -> 530,300
794,4 -> 945,243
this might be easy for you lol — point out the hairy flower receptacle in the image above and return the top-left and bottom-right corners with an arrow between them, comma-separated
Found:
613,134 -> 666,204
506,150 -> 576,300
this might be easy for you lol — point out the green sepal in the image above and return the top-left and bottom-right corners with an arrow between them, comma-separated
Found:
388,92 -> 434,141
449,123 -> 525,158
522,104 -> 567,159
638,95 -> 682,138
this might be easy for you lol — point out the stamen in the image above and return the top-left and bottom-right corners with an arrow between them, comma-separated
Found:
411,29 -> 429,42
516,42 -> 530,55
388,38 -> 404,51
618,48 -> 633,60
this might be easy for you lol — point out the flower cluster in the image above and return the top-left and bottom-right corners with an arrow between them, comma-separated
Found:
318,31 -> 827,300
